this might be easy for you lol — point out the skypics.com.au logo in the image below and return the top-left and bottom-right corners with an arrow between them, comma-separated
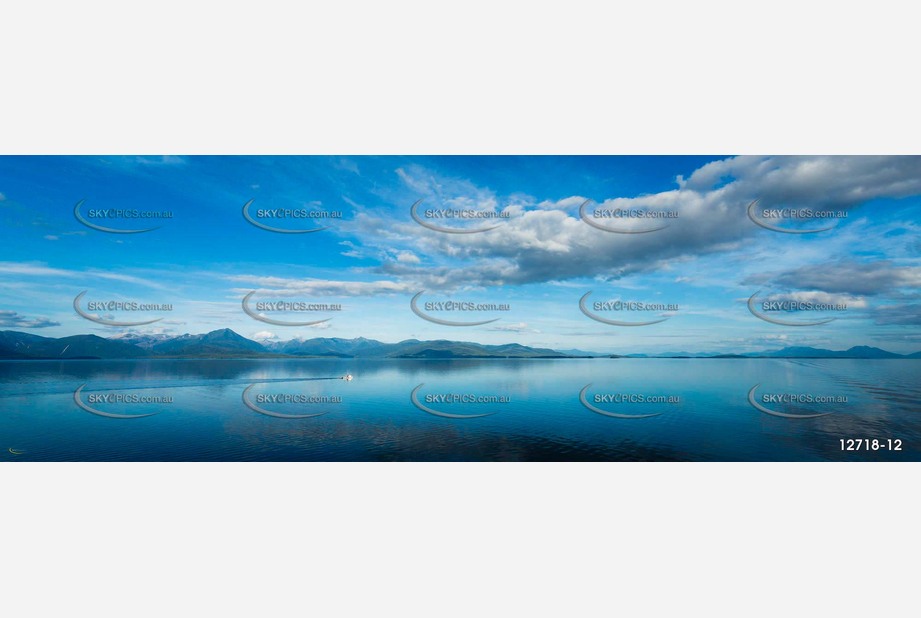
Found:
747,199 -> 848,234
73,291 -> 173,327
410,384 -> 509,419
242,199 -> 342,234
747,290 -> 851,326
579,199 -> 678,234
74,199 -> 172,234
747,384 -> 847,419
579,291 -> 678,326
242,291 -> 342,327
410,199 -> 511,234
73,384 -> 172,419
241,383 -> 343,419
579,384 -> 679,419
410,291 -> 511,327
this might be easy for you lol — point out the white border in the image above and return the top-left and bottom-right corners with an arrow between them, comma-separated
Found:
5,463 -> 918,617
1,1 -> 919,154
2,2 -> 919,616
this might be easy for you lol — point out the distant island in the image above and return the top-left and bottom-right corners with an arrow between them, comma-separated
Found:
0,329 -> 918,360
611,345 -> 921,360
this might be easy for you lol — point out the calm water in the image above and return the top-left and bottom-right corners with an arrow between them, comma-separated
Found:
0,358 -> 918,461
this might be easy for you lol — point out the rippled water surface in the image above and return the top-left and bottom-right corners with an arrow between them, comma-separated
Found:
1,358 -> 918,461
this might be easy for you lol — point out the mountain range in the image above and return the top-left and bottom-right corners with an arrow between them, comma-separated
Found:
0,329 -> 572,359
615,346 -> 920,359
0,329 -> 917,360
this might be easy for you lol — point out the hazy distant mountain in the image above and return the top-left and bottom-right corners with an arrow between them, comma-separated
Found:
754,345 -> 903,359
266,337 -> 568,358
839,346 -> 904,359
0,330 -> 918,360
147,331 -> 571,359
616,346 -> 912,359
390,340 -> 567,358
622,351 -> 718,358
555,348 -> 603,357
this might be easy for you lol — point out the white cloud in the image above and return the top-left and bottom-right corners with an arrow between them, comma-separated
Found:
227,275 -> 415,297
0,262 -> 173,291
0,310 -> 59,328
0,262 -> 72,276
396,165 -> 502,214
395,251 -> 420,264
755,290 -> 869,309
351,156 -> 921,289
134,155 -> 186,166
488,322 -> 535,333
745,261 -> 921,296
339,240 -> 366,259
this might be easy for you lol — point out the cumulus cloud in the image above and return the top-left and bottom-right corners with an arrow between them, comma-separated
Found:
395,251 -> 420,264
783,291 -> 868,308
745,261 -> 921,296
873,304 -> 921,326
682,156 -> 921,207
396,165 -> 501,214
351,156 -> 921,288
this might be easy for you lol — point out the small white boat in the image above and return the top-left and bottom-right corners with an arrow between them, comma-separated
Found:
343,374 -> 353,381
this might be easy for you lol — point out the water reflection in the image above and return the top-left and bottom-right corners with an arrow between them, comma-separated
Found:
0,358 -> 917,461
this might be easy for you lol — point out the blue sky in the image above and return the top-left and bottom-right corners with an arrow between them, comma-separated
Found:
1,155 -> 919,354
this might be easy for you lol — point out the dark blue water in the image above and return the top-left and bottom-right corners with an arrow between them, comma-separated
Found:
1,358 -> 918,461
